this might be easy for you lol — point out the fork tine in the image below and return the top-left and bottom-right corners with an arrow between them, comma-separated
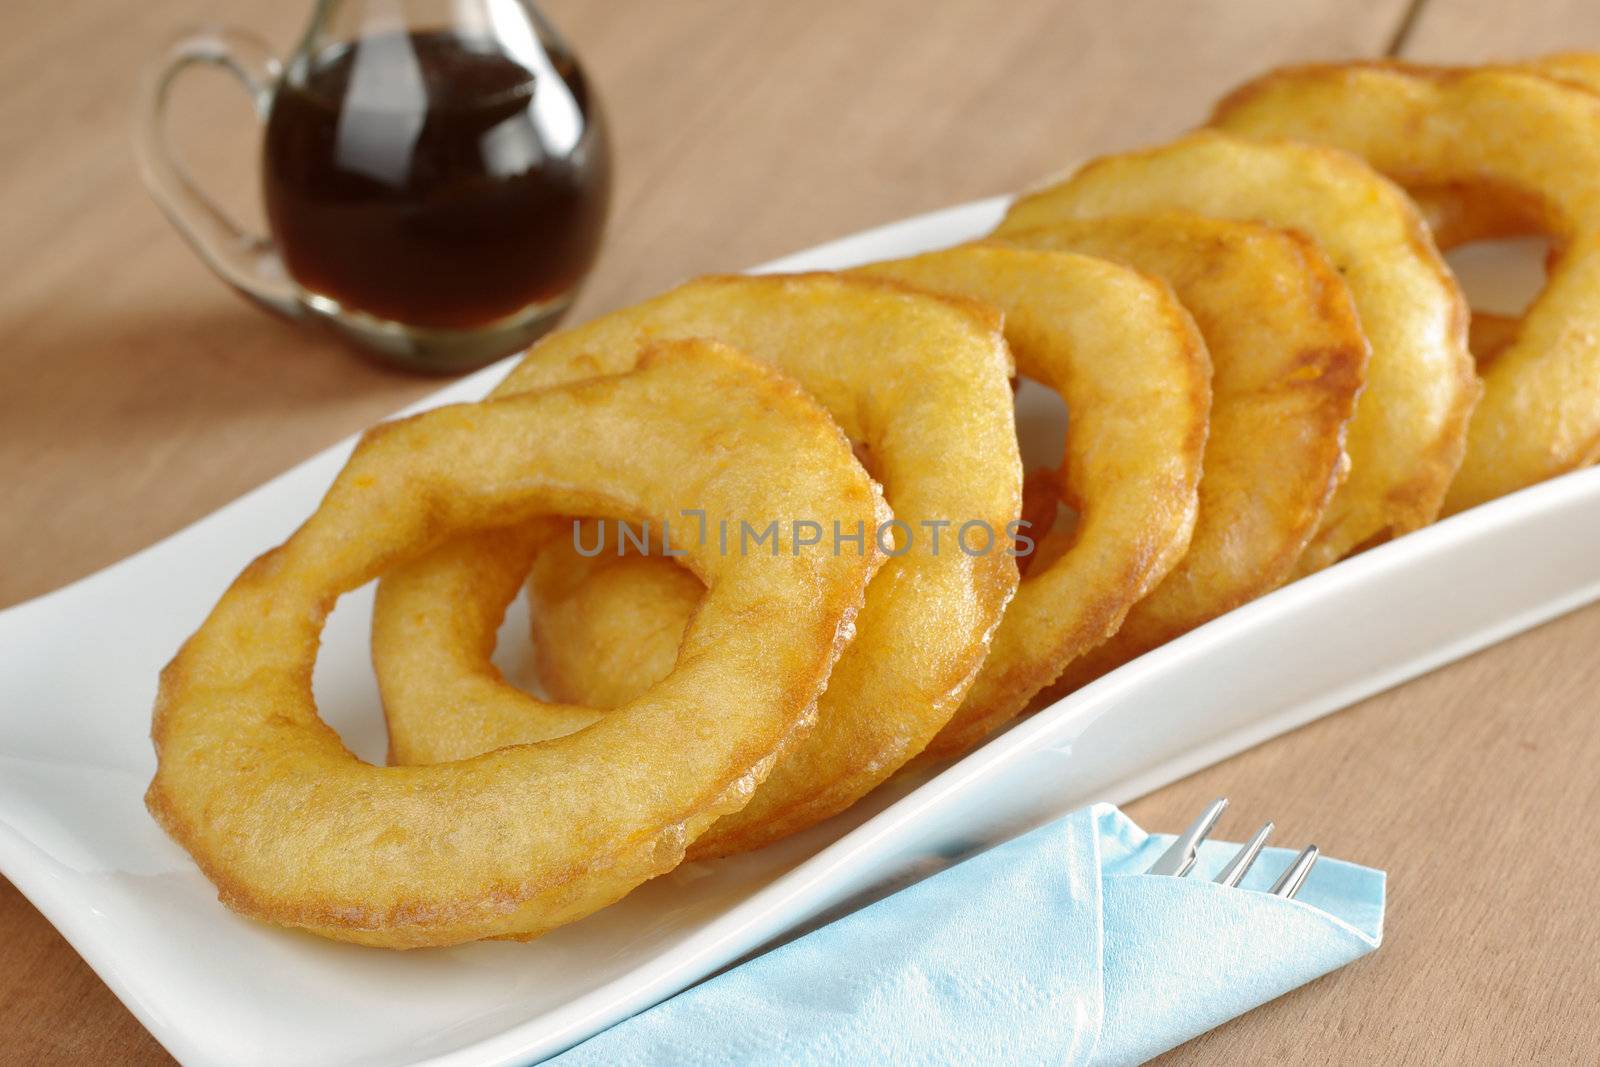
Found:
1270,844 -> 1320,899
1214,821 -> 1273,887
1147,797 -> 1228,876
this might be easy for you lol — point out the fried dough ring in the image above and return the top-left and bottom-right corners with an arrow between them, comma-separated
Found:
1212,63 -> 1600,512
146,342 -> 887,948
528,248 -> 1212,760
997,131 -> 1476,571
997,213 -> 1367,686
373,274 -> 1020,856
1407,55 -> 1600,247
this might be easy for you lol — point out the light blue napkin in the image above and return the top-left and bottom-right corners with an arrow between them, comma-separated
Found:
546,803 -> 1384,1066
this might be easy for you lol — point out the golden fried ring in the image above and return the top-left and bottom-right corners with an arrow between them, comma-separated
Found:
1407,55 -> 1600,247
146,341 -> 887,948
528,249 -> 1212,760
1212,63 -> 1600,513
997,213 -> 1367,686
997,131 -> 1476,571
373,274 -> 1020,857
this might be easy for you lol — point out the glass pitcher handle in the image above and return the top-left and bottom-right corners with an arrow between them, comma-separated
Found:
135,28 -> 300,316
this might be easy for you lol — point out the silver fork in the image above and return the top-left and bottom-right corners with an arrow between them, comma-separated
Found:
1146,797 -> 1319,898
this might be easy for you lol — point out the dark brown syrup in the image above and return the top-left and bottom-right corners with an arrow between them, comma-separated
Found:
263,30 -> 609,329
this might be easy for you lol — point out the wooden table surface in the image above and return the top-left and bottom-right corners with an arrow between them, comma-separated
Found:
3,1 -> 1598,1062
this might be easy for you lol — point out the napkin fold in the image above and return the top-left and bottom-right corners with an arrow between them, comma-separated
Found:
547,804 -> 1384,1066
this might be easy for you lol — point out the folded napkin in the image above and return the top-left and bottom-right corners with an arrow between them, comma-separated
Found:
548,803 -> 1385,1066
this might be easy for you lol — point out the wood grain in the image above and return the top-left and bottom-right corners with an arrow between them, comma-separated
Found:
1398,0 -> 1600,59
1140,602 -> 1600,1065
3,0 -> 1598,1063
0,0 -> 1405,611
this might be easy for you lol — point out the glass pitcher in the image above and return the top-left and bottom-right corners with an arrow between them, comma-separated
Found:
137,0 -> 611,373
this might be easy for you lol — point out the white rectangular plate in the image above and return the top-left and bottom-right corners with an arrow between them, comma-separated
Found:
2,198 -> 1596,1067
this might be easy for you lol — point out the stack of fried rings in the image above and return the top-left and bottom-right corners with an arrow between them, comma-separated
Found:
375,264 -> 1209,851
150,54 -> 1600,948
1210,61 -> 1600,512
518,220 -> 1369,710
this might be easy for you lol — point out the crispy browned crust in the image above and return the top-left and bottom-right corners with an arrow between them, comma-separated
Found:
147,341 -> 886,948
